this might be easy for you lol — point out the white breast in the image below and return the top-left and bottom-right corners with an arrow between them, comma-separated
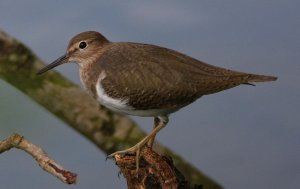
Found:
95,72 -> 132,114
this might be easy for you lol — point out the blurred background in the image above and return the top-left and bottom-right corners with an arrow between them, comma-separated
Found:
0,1 -> 299,188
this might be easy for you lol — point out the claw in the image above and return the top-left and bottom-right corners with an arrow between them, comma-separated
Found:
107,116 -> 168,174
107,143 -> 143,172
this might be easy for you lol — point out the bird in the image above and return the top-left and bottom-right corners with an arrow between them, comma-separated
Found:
37,31 -> 277,170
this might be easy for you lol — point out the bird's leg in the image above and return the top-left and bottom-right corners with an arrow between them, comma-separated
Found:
107,116 -> 169,172
147,117 -> 160,147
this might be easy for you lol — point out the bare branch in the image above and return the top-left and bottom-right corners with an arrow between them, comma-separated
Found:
0,133 -> 77,184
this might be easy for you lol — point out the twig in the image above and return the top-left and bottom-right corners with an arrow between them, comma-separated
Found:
0,133 -> 77,184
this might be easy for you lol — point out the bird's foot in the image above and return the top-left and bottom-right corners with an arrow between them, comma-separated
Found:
107,116 -> 168,175
107,137 -> 151,174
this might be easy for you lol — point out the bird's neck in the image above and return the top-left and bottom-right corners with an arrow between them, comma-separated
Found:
78,44 -> 111,98
79,63 -> 101,98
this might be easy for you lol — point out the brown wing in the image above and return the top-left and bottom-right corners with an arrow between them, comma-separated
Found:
97,42 -> 276,110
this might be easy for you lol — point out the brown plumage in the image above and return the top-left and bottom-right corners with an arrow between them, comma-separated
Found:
76,37 -> 276,111
37,31 -> 277,169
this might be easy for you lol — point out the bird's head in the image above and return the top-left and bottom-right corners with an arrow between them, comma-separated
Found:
37,31 -> 109,75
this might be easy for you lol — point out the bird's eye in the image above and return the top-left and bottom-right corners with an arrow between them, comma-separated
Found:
79,41 -> 87,49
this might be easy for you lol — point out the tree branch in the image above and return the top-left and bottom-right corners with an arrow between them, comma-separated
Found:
0,133 -> 76,184
0,29 -> 222,189
115,146 -> 203,189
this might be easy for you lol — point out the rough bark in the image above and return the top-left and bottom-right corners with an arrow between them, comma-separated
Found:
0,29 -> 222,189
116,146 -> 203,189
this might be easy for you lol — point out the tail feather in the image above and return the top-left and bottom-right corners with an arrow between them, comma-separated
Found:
247,74 -> 277,83
195,72 -> 277,95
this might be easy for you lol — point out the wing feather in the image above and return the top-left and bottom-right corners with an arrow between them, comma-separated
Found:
96,43 -> 261,109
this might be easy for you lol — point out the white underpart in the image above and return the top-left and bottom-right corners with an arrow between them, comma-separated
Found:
96,72 -> 132,113
96,72 -> 185,117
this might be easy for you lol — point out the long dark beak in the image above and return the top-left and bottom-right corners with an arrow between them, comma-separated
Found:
36,54 -> 69,75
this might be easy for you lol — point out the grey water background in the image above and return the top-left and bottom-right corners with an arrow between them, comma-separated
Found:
0,1 -> 299,189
